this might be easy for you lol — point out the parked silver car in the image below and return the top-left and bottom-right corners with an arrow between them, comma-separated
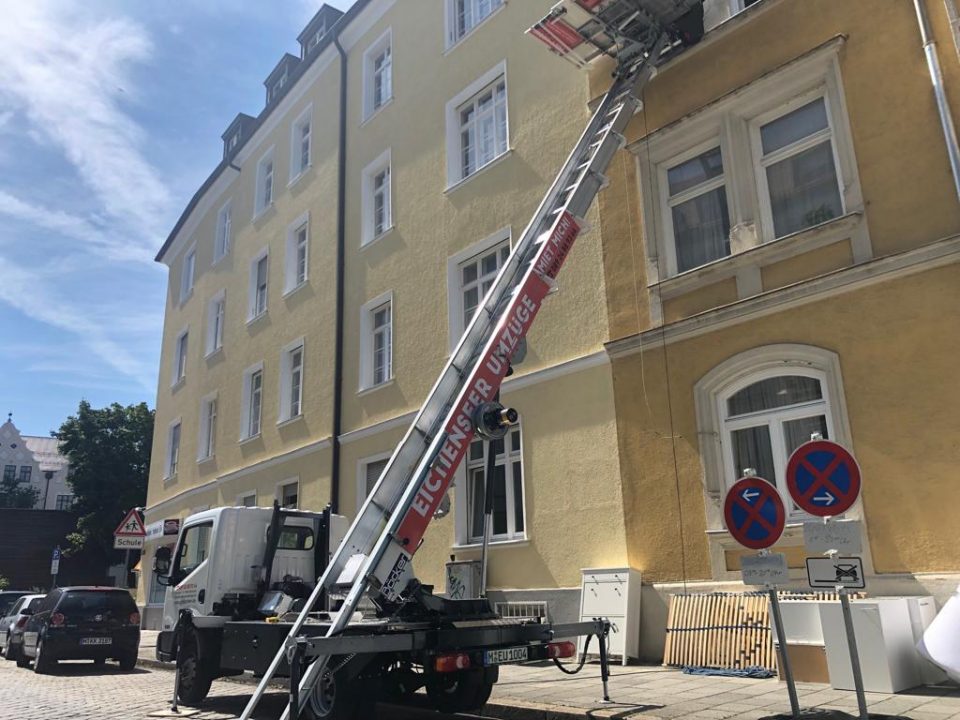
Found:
1,594 -> 44,662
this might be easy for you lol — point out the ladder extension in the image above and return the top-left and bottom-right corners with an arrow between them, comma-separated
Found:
239,11 -> 687,720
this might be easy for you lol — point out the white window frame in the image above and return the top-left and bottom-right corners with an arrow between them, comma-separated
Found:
277,478 -> 300,509
236,491 -> 257,507
248,248 -> 270,321
444,0 -> 505,49
171,327 -> 189,386
359,290 -> 393,392
362,29 -> 393,122
279,337 -> 305,423
179,246 -> 196,304
205,290 -> 225,357
165,418 -> 182,480
240,361 -> 265,440
360,149 -> 392,246
694,344 -> 854,513
445,61 -> 509,188
284,212 -> 310,294
446,227 -> 511,351
453,422 -> 527,546
289,105 -> 313,183
197,393 -> 218,462
634,42 -> 867,310
356,452 -> 392,514
254,146 -> 275,218
214,199 -> 232,263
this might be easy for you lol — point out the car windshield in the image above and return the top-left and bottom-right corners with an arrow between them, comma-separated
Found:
0,593 -> 25,616
58,591 -> 136,618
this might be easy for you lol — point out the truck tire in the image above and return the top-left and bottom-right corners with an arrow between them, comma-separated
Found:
303,667 -> 374,720
426,666 -> 498,714
176,628 -> 213,705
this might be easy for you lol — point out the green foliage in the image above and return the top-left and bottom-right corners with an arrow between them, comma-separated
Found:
55,401 -> 154,560
0,470 -> 39,509
0,575 -> 8,590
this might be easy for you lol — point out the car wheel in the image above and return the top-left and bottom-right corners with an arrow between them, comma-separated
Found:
176,628 -> 212,705
33,638 -> 57,675
3,635 -> 17,661
119,651 -> 137,671
15,653 -> 30,669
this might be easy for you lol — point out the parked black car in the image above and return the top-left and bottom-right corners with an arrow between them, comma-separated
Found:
20,587 -> 140,673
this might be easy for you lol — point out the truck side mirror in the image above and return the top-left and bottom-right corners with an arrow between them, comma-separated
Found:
154,546 -> 172,575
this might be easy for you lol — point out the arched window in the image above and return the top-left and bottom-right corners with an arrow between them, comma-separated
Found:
695,345 -> 851,521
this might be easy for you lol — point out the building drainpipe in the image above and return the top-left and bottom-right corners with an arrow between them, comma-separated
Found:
914,0 -> 960,202
330,36 -> 348,514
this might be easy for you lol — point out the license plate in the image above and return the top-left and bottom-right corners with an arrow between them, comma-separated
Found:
484,646 -> 529,665
80,637 -> 112,646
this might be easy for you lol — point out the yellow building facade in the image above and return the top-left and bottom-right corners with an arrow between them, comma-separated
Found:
141,0 -> 629,627
594,0 -> 960,658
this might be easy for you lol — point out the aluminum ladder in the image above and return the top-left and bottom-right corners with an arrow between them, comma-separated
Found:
239,32 -> 672,720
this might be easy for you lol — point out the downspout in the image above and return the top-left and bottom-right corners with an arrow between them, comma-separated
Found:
914,0 -> 960,201
330,36 -> 348,514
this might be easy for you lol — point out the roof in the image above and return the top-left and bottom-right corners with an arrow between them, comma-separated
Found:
155,0 -> 373,264
297,5 -> 344,46
22,435 -> 68,473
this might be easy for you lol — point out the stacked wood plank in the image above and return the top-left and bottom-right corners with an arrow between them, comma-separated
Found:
662,591 -> 862,671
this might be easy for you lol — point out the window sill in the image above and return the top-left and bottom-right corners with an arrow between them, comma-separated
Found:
246,310 -> 269,328
357,378 -> 395,397
212,252 -> 229,267
361,97 -> 394,128
444,149 -> 514,195
178,290 -> 193,307
163,473 -> 177,485
360,225 -> 396,250
283,281 -> 309,300
204,346 -> 223,361
288,166 -> 311,189
452,536 -> 529,551
170,377 -> 186,393
196,454 -> 215,465
252,203 -> 275,223
652,211 -> 864,300
443,3 -> 507,56
238,433 -> 262,446
277,414 -> 304,429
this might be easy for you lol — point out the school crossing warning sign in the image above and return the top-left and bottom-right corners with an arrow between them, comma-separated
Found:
114,508 -> 145,550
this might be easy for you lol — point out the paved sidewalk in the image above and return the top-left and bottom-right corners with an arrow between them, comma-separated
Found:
138,630 -> 960,720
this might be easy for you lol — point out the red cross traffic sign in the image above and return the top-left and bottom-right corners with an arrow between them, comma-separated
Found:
786,440 -> 861,517
114,508 -> 146,537
723,477 -> 786,550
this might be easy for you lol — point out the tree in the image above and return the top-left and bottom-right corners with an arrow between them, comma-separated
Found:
55,401 -> 154,562
0,471 -> 38,509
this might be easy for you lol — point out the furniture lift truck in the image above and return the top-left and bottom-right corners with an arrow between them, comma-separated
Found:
152,2 -> 704,717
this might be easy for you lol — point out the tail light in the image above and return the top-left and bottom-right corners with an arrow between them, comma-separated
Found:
50,612 -> 65,627
15,616 -> 28,629
434,652 -> 471,673
546,641 -> 577,659
129,611 -> 141,626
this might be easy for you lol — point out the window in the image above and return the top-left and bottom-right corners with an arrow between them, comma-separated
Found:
363,30 -> 392,120
756,96 -> 843,238
249,250 -> 269,320
198,395 -> 217,461
278,526 -> 315,550
665,146 -> 731,273
447,0 -> 503,46
55,494 -> 73,511
206,291 -> 225,356
306,26 -> 326,53
279,480 -> 299,509
179,248 -> 196,303
360,293 -> 393,390
361,150 -> 392,245
241,366 -> 264,439
148,561 -> 170,604
694,344 -> 851,522
18,466 -> 31,484
254,148 -> 275,217
460,242 -> 509,332
174,522 -> 212,579
279,340 -> 304,422
214,200 -> 232,262
464,425 -> 525,542
290,106 -> 312,181
285,214 -> 309,292
446,63 -> 509,185
172,330 -> 188,385
166,421 -> 182,478
238,492 -> 257,507
2,465 -> 14,482
358,455 -> 389,512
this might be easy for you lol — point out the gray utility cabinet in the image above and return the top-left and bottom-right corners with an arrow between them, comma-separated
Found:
579,567 -> 641,665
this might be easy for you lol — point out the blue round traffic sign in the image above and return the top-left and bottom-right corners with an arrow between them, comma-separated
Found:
786,440 -> 861,517
723,477 -> 786,550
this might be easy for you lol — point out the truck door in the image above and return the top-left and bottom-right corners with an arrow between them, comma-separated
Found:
163,520 -> 213,629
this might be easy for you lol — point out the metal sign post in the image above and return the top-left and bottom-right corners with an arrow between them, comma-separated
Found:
765,567 -> 801,720
829,543 -> 868,720
50,546 -> 61,589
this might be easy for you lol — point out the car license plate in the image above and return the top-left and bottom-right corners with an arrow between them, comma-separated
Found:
80,637 -> 112,646
484,646 -> 528,665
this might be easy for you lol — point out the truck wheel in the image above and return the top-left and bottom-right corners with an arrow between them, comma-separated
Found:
176,628 -> 212,705
426,667 -> 498,714
304,668 -> 373,720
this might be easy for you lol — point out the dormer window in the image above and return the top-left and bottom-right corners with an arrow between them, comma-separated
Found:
264,54 -> 300,107
297,5 -> 343,58
306,25 -> 326,54
268,72 -> 287,104
221,113 -> 254,160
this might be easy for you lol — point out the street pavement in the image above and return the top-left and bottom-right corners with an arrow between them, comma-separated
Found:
0,631 -> 956,720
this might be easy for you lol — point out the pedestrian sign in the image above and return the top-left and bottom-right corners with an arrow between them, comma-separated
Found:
723,477 -> 786,550
786,440 -> 861,517
114,508 -> 146,537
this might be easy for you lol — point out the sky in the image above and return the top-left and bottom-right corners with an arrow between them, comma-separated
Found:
0,0 -> 354,437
